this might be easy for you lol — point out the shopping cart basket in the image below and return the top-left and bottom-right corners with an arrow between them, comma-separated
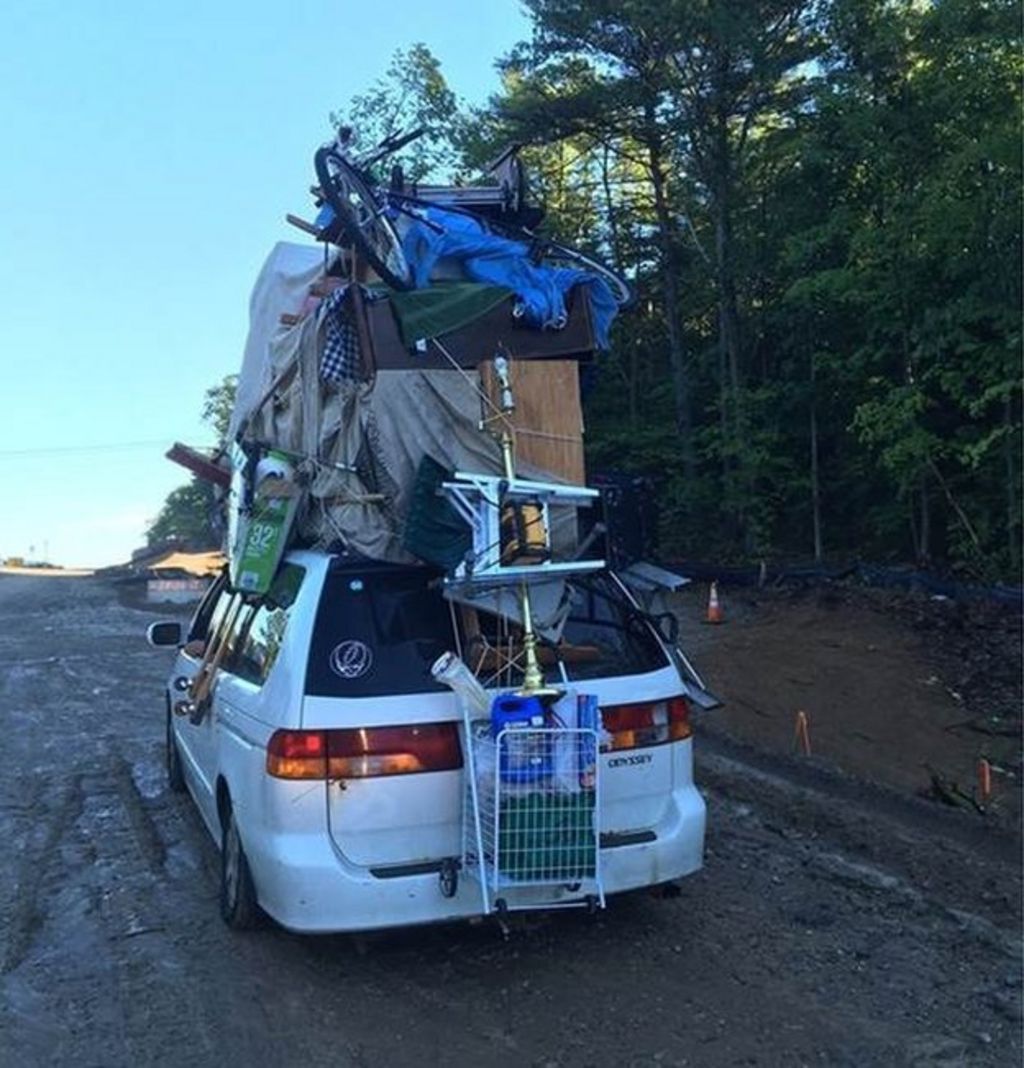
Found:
461,703 -> 605,915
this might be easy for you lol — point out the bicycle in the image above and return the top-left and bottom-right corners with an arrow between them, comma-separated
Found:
312,127 -> 634,308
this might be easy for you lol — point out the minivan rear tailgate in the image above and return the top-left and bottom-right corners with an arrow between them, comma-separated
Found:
305,669 -> 687,868
325,771 -> 462,868
599,745 -> 674,834
304,692 -> 463,869
586,669 -> 689,835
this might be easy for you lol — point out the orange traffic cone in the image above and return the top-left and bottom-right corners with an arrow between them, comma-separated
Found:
705,581 -> 724,624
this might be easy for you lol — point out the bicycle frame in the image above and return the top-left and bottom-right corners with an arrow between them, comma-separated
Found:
324,127 -> 527,225
314,127 -> 633,306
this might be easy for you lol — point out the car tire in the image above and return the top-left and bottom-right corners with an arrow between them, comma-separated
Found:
166,702 -> 187,794
220,809 -> 261,930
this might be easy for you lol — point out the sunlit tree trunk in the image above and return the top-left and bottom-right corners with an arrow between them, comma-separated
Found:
646,124 -> 696,486
1005,395 -> 1019,575
918,479 -> 931,566
810,352 -> 822,562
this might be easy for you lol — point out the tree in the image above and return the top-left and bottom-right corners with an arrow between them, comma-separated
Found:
487,0 -> 822,550
146,479 -> 221,548
783,0 -> 1022,573
333,44 -> 463,183
486,0 -> 1020,576
667,1 -> 819,548
284,16 -> 1023,577
491,3 -> 702,491
202,374 -> 238,444
145,374 -> 238,549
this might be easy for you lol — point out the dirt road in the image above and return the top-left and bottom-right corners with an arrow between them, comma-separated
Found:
0,574 -> 1019,1067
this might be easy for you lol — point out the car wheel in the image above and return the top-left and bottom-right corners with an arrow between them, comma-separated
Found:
166,701 -> 186,794
220,809 -> 261,930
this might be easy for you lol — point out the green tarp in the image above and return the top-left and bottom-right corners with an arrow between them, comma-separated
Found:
382,282 -> 513,347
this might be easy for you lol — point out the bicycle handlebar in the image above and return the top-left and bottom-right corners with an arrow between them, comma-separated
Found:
362,126 -> 427,168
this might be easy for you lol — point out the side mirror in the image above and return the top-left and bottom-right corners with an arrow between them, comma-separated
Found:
147,621 -> 183,648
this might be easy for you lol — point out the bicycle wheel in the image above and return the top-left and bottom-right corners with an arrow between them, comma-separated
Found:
313,147 -> 414,291
539,241 -> 635,309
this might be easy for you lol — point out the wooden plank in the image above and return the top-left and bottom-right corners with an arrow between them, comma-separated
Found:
480,358 -> 585,484
310,277 -> 347,298
285,213 -> 322,237
165,442 -> 231,487
349,283 -> 376,377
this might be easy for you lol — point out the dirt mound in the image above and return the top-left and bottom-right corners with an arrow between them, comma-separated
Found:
676,581 -> 1022,826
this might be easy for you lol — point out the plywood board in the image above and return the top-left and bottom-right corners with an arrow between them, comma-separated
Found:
481,358 -> 585,484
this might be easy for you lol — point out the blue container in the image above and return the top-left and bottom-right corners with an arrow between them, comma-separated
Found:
490,695 -> 544,734
577,694 -> 599,790
490,695 -> 551,783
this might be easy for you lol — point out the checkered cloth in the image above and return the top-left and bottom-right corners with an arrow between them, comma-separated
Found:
319,285 -> 387,385
320,286 -> 361,384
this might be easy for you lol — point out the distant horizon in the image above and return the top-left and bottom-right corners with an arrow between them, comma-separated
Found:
3,522 -> 231,570
0,564 -> 96,576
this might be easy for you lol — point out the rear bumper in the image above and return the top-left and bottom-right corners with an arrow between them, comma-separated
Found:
246,782 -> 706,933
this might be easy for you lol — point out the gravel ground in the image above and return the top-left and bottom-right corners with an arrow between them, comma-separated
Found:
0,573 -> 1020,1067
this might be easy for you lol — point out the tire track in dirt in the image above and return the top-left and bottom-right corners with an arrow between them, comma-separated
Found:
109,751 -> 167,874
67,751 -> 326,1067
2,772 -> 84,974
0,742 -> 213,1063
39,752 -> 221,1066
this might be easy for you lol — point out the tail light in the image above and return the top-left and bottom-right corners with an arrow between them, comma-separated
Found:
601,697 -> 692,751
267,723 -> 463,780
266,729 -> 327,779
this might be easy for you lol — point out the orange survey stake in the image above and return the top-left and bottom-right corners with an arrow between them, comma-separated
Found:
794,710 -> 812,756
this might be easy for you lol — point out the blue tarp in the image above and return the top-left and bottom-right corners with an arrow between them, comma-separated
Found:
401,208 -> 619,349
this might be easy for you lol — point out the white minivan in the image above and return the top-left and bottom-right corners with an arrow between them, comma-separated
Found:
148,549 -> 706,932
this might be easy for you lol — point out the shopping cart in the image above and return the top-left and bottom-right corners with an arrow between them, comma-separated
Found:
460,700 -> 605,916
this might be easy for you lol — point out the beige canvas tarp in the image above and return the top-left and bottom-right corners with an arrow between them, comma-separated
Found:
228,242 -> 325,443
232,245 -> 576,592
229,244 -> 586,636
245,313 -> 505,562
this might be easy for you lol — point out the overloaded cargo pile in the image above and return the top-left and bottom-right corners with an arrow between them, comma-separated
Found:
228,241 -> 605,566
222,128 -> 635,629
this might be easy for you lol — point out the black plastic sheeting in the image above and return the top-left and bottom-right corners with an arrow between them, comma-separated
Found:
670,559 -> 1022,607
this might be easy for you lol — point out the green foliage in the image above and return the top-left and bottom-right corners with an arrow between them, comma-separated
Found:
493,0 -> 1021,577
201,374 -> 237,443
315,3 -> 1021,579
334,44 -> 463,182
146,479 -> 220,549
146,374 -> 236,550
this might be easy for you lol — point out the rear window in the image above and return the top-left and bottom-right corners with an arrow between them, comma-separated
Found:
558,576 -> 669,681
306,566 -> 456,698
464,575 -> 668,686
306,564 -> 667,697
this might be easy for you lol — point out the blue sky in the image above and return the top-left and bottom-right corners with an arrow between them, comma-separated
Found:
0,1 -> 530,567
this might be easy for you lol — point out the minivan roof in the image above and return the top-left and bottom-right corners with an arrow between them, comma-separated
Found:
285,547 -> 435,576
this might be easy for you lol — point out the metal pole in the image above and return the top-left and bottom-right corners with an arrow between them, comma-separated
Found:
492,354 -> 557,698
